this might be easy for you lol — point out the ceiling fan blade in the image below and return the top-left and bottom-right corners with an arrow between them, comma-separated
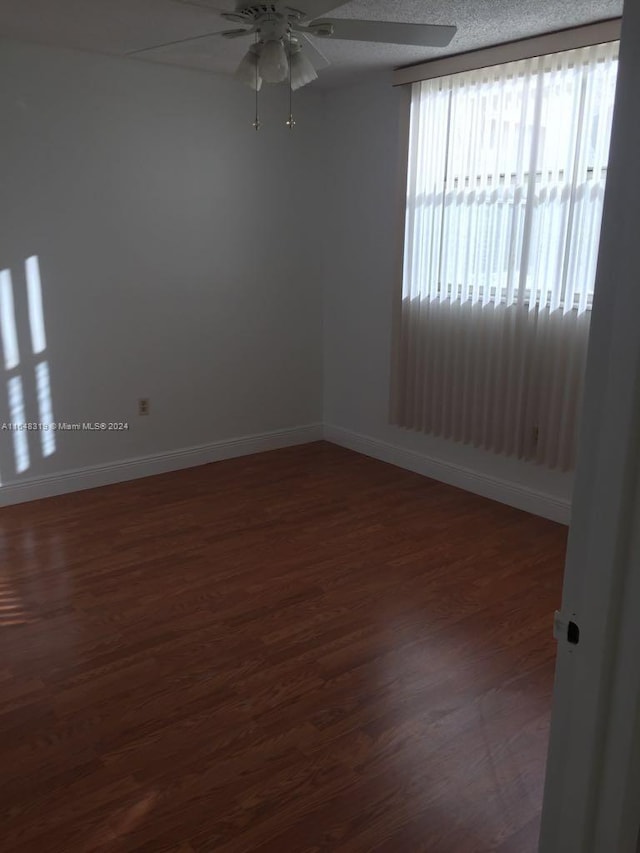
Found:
298,32 -> 330,69
284,1 -> 351,22
220,28 -> 252,39
127,28 -> 250,55
311,19 -> 457,47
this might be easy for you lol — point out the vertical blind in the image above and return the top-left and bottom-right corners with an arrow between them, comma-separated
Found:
393,41 -> 619,470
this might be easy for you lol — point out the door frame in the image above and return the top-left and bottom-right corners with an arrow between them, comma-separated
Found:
540,2 -> 640,850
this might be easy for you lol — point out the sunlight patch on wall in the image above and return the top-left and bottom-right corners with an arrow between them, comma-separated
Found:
25,255 -> 47,355
0,256 -> 56,478
0,269 -> 20,370
35,362 -> 55,457
27,257 -> 56,458
7,376 -> 30,473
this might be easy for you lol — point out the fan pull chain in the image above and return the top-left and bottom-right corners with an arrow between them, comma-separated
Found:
253,34 -> 261,130
286,30 -> 296,129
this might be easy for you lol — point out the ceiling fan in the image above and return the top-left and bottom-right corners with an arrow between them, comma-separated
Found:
132,1 -> 457,92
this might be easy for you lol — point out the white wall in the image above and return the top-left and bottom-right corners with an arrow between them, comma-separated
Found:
321,74 -> 574,522
0,38 -> 575,519
0,39 -> 323,494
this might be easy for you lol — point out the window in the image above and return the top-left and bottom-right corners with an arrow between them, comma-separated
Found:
392,42 -> 618,470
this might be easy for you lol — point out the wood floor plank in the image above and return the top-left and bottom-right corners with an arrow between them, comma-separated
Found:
0,442 -> 566,851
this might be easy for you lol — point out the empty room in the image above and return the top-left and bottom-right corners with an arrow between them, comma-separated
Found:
2,1 -> 640,851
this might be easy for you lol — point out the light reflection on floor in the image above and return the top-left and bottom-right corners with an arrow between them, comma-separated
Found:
377,613 -> 552,844
0,578 -> 34,626
0,528 -> 70,636
83,791 -> 158,850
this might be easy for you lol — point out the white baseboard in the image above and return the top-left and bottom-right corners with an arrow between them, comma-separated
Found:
323,424 -> 571,525
0,423 -> 323,507
1,421 -> 570,523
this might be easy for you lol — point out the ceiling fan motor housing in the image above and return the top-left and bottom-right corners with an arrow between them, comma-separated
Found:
222,4 -> 309,41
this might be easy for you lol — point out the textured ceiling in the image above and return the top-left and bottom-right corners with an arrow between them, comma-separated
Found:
0,0 -> 623,88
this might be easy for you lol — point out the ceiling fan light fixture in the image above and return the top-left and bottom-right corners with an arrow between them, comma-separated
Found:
259,39 -> 289,83
289,46 -> 318,91
306,21 -> 334,38
235,45 -> 262,90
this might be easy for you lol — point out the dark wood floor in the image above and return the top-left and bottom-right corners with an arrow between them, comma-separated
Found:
0,442 -> 566,852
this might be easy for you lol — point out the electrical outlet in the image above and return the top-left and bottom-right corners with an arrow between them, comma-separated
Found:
138,398 -> 150,416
